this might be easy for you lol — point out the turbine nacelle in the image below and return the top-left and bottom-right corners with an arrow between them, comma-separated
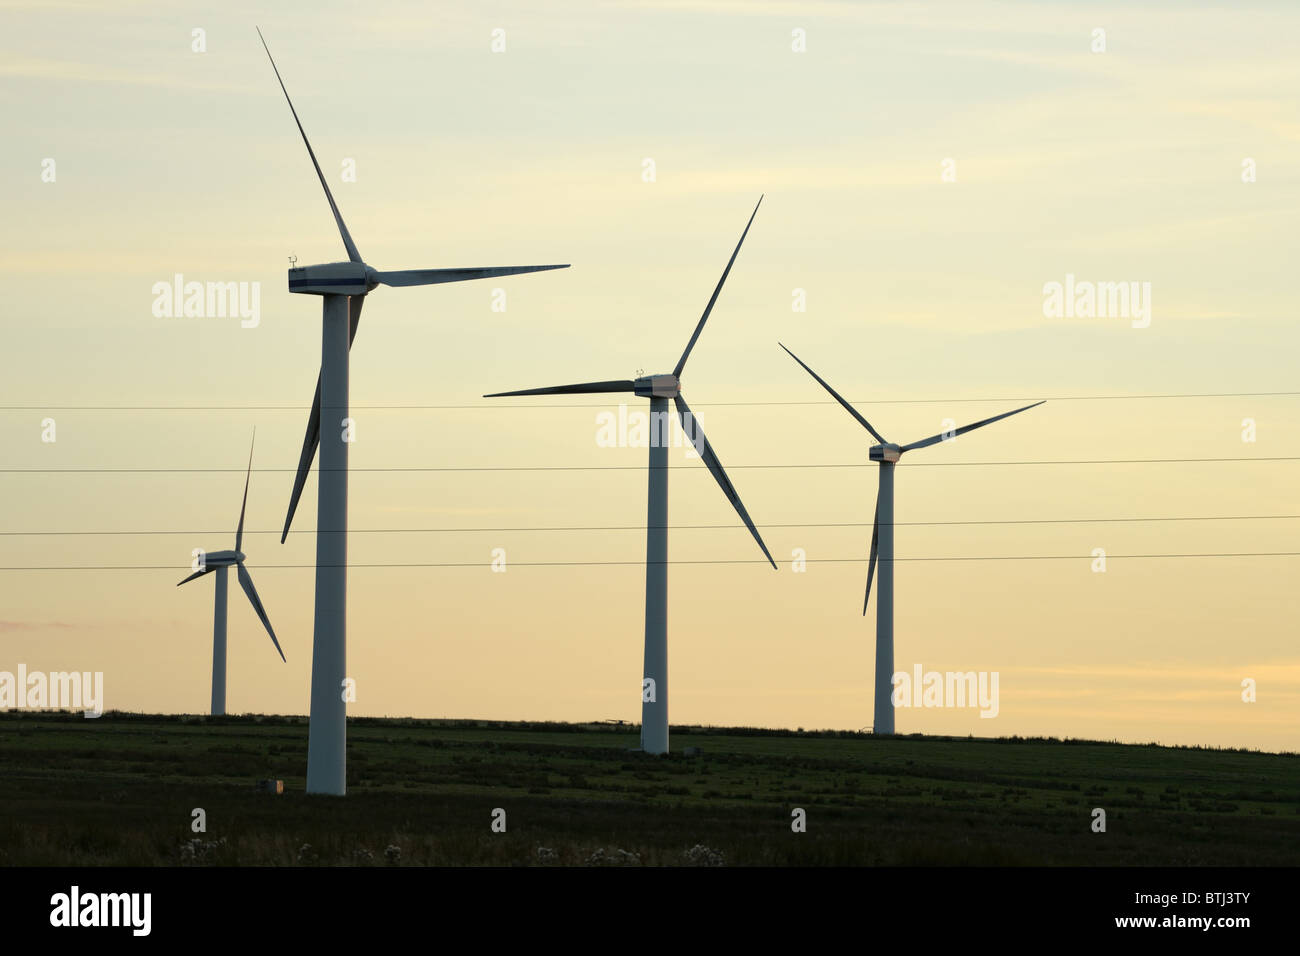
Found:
869,443 -> 902,463
634,374 -> 681,399
201,549 -> 246,567
288,261 -> 374,296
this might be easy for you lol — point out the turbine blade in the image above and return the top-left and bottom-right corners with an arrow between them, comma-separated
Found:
176,565 -> 216,587
282,295 -> 363,542
779,343 -> 887,444
281,378 -> 322,544
673,196 -> 763,377
375,265 -> 569,287
900,400 -> 1045,453
238,563 -> 286,662
235,428 -> 255,552
863,495 -> 879,616
484,380 -> 635,398
256,27 -> 362,264
674,393 -> 776,569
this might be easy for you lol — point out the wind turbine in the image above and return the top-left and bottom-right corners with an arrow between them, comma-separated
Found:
257,29 -> 569,795
177,431 -> 284,716
779,344 -> 1043,735
485,198 -> 775,755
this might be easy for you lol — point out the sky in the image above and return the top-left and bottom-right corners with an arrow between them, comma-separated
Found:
1,0 -> 1297,751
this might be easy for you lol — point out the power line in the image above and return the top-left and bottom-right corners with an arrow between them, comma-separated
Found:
2,389 -> 1298,411
2,456 -> 1298,474
3,514 -> 1298,536
3,552 -> 1299,571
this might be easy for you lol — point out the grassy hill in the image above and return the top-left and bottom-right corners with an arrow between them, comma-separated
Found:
1,711 -> 1296,866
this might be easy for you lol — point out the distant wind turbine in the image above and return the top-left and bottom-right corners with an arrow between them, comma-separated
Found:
779,344 -> 1043,735
177,431 -> 284,716
258,29 -> 569,794
485,198 -> 776,755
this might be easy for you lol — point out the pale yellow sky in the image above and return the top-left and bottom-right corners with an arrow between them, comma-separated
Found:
1,1 -> 1297,750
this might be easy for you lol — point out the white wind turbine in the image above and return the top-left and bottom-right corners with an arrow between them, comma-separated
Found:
779,344 -> 1043,735
485,198 -> 775,755
177,431 -> 284,716
258,30 -> 569,794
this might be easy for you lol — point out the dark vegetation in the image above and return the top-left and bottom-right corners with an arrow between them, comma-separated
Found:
1,711 -> 1296,866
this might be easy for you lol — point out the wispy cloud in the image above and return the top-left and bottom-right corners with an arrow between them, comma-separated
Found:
1011,661 -> 1300,683
0,57 -> 243,91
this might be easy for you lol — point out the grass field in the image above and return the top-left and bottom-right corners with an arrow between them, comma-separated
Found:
1,711 -> 1296,866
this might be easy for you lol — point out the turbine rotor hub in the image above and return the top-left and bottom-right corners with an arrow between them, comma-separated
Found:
869,443 -> 902,463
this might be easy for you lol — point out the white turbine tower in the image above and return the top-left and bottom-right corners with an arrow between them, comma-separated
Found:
485,198 -> 776,755
258,30 -> 569,795
177,431 -> 285,716
779,344 -> 1043,735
